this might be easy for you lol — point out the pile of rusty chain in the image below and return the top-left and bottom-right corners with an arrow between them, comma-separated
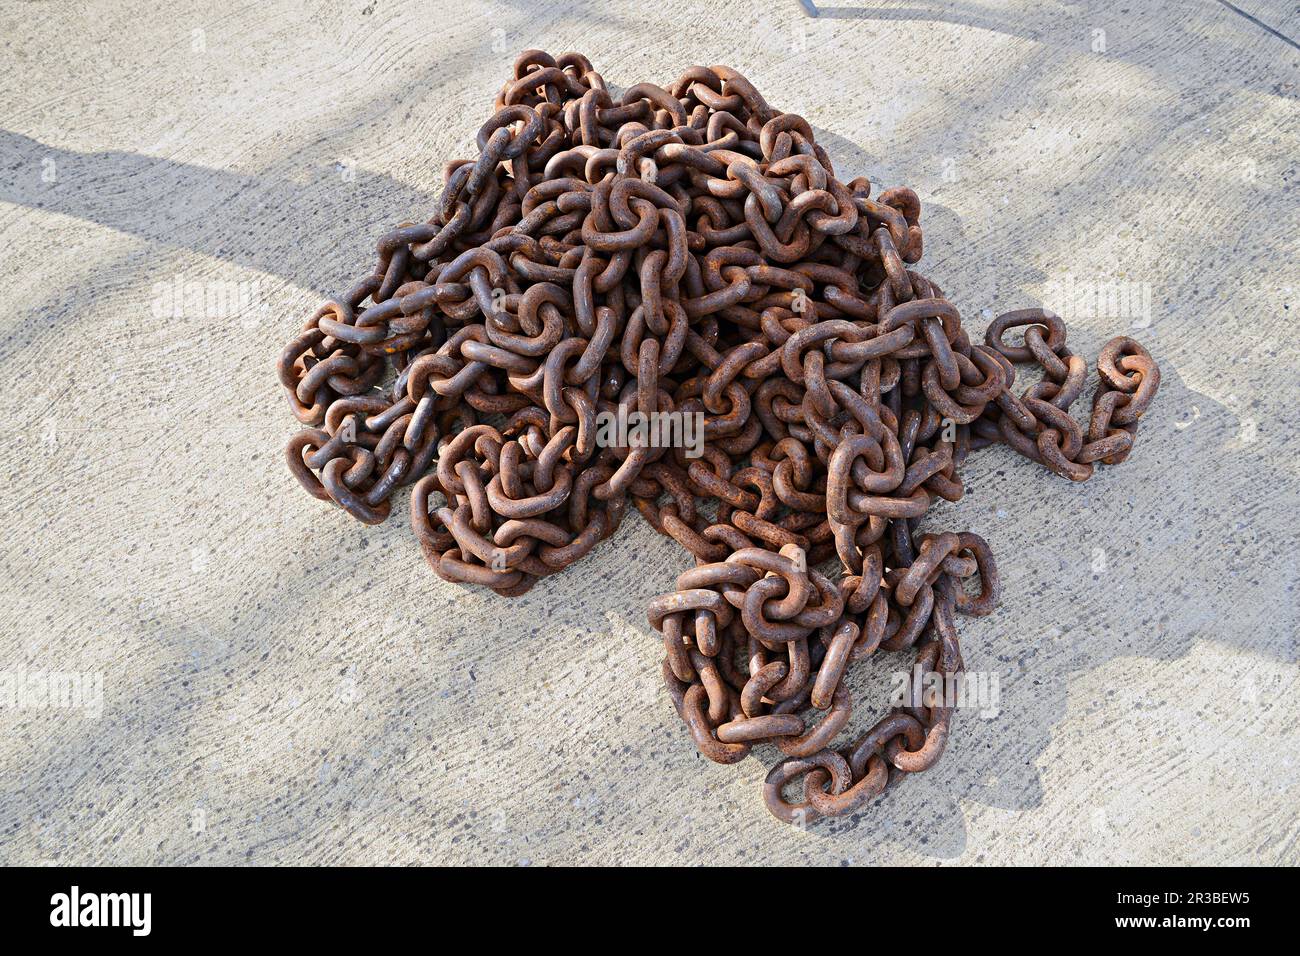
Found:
277,51 -> 1160,823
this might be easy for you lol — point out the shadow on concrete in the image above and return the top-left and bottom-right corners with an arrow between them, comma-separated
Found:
0,129 -> 440,300
800,0 -> 1300,93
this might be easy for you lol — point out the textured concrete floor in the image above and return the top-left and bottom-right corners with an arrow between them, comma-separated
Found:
0,0 -> 1296,865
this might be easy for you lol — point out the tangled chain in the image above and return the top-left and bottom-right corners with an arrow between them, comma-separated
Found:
277,51 -> 1161,823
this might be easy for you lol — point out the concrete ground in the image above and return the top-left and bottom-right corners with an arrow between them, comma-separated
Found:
0,0 -> 1296,866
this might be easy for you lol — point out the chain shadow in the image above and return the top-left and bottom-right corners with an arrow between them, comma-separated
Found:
628,354 -> 1269,859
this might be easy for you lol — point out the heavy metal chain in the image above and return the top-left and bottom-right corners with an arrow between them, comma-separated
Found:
276,51 -> 1161,823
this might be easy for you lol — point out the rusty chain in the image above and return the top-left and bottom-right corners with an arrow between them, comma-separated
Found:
276,51 -> 1161,823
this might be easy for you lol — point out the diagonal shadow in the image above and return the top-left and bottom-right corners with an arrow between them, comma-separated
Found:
0,129 -> 439,299
798,0 -> 1298,99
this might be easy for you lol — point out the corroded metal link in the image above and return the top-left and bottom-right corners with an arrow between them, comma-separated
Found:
276,51 -> 1161,825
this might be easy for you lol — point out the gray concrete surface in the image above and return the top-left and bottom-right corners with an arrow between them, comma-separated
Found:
0,0 -> 1296,866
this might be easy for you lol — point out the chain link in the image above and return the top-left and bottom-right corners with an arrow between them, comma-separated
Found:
277,51 -> 1161,822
